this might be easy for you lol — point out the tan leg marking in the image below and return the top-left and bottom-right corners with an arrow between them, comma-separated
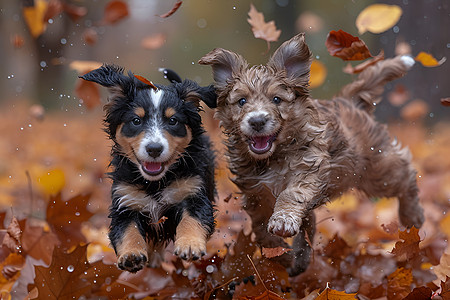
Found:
116,223 -> 148,272
174,211 -> 208,261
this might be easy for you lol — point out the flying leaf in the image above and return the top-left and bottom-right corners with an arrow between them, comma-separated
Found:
102,0 -> 129,25
356,4 -> 402,35
309,60 -> 327,88
75,79 -> 101,110
400,100 -> 429,122
343,50 -> 384,74
36,168 -> 66,195
157,0 -> 182,18
441,98 -> 450,107
387,268 -> 413,300
316,286 -> 357,299
43,0 -> 63,23
391,227 -> 421,261
414,51 -> 446,67
82,28 -> 98,45
247,4 -> 281,49
141,33 -> 166,50
134,75 -> 157,90
326,30 -> 372,61
23,0 -> 48,38
262,247 -> 292,259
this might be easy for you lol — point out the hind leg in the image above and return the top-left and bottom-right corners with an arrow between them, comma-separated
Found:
288,210 -> 315,276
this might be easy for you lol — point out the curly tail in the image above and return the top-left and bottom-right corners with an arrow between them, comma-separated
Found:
338,56 -> 414,113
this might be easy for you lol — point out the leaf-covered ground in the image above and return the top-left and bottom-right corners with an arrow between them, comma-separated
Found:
0,102 -> 449,299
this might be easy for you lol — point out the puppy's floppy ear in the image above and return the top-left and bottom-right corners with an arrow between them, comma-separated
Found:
80,64 -> 128,88
268,33 -> 312,87
177,80 -> 217,109
198,48 -> 248,90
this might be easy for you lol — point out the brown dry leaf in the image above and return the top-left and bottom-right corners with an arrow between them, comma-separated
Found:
0,253 -> 25,282
387,268 -> 413,300
43,0 -> 63,23
400,99 -> 429,122
11,34 -> 25,49
75,79 -> 102,110
391,227 -> 421,261
21,220 -> 60,265
261,247 -> 292,259
415,51 -> 446,67
343,50 -> 384,74
62,3 -> 87,22
356,4 -> 402,34
388,84 -> 410,107
141,33 -> 166,50
102,0 -> 129,25
433,251 -> 450,283
80,260 -> 122,293
33,244 -> 92,299
157,0 -> 182,18
83,28 -> 98,45
441,98 -> 450,107
316,286 -> 357,299
310,60 -> 327,88
439,276 -> 450,299
404,286 -> 433,299
326,30 -> 372,61
2,216 -> 21,253
23,0 -> 48,38
247,4 -> 281,49
134,75 -> 157,90
46,193 -> 94,249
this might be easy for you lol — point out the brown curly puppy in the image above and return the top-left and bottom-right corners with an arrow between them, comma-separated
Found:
199,33 -> 424,276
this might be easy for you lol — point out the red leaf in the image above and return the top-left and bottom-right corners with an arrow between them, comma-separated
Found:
404,286 -> 432,299
261,246 -> 292,259
102,0 -> 129,25
157,0 -> 182,18
391,227 -> 421,261
326,30 -> 372,61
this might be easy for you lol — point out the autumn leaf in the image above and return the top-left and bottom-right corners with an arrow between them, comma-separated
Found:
75,79 -> 102,110
134,75 -> 158,90
11,34 -> 25,49
343,50 -> 384,74
391,227 -> 421,261
101,0 -> 129,25
157,0 -> 182,18
415,51 -> 447,67
261,247 -> 292,259
441,98 -> 450,107
23,0 -> 48,38
82,28 -> 98,45
326,30 -> 372,61
387,268 -> 413,300
439,276 -> 450,299
43,0 -> 63,23
316,285 -> 357,299
0,253 -> 25,282
404,286 -> 432,299
400,100 -> 429,122
433,251 -> 450,283
309,60 -> 327,88
36,168 -> 66,195
247,4 -> 281,50
141,33 -> 166,50
356,4 -> 402,35
32,245 -> 92,299
62,3 -> 87,22
21,219 -> 59,265
2,216 -> 21,254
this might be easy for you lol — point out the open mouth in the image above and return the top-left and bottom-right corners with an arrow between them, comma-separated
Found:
141,161 -> 165,176
248,134 -> 277,154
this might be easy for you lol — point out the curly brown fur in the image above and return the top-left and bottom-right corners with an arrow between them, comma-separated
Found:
199,33 -> 424,276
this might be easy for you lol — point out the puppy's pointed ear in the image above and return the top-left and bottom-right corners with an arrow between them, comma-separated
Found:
268,33 -> 312,87
177,80 -> 217,109
198,48 -> 247,90
79,64 -> 127,88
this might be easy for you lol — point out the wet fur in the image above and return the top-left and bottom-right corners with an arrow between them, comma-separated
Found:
199,33 -> 424,276
81,65 -> 217,272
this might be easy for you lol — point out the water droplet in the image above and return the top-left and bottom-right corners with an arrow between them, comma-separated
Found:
370,147 -> 374,151
206,265 -> 214,273
75,212 -> 80,216
67,265 -> 74,272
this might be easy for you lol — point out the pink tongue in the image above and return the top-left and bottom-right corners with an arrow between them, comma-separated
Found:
143,162 -> 162,173
252,136 -> 271,150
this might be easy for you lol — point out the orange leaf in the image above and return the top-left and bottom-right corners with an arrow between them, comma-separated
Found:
316,286 -> 357,299
441,97 -> 450,107
309,60 -> 327,88
356,4 -> 402,34
261,246 -> 292,259
36,168 -> 66,195
83,28 -> 98,45
415,51 -> 447,67
157,0 -> 182,18
102,0 -> 129,25
400,99 -> 428,122
387,268 -> 413,300
247,4 -> 281,48
141,33 -> 166,50
326,30 -> 372,61
75,79 -> 101,110
23,0 -> 48,38
391,227 -> 421,261
134,75 -> 158,90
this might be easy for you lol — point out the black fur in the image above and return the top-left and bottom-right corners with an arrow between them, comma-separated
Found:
80,65 -> 217,272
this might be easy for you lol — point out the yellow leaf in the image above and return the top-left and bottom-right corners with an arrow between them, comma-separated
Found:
36,168 -> 66,195
23,0 -> 48,38
325,193 -> 358,212
316,286 -> 356,300
247,4 -> 281,43
356,4 -> 402,34
440,214 -> 450,238
309,60 -> 327,89
414,51 -> 447,67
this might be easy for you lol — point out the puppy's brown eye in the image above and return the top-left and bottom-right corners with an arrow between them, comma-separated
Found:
168,117 -> 178,126
273,96 -> 282,104
238,98 -> 247,107
132,117 -> 142,126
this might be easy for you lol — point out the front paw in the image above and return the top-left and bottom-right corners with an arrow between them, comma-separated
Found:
174,237 -> 206,261
268,212 -> 302,237
117,251 -> 147,273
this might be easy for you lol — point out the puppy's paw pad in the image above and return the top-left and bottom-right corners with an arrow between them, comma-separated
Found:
174,238 -> 206,261
267,213 -> 301,238
117,251 -> 147,273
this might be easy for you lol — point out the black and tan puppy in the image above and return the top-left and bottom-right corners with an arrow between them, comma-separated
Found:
81,65 -> 216,272
199,33 -> 424,276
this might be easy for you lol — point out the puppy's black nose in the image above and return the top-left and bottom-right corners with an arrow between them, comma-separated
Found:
146,143 -> 163,158
248,116 -> 267,132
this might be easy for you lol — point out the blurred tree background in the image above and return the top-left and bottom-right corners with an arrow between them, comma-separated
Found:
0,0 -> 448,121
